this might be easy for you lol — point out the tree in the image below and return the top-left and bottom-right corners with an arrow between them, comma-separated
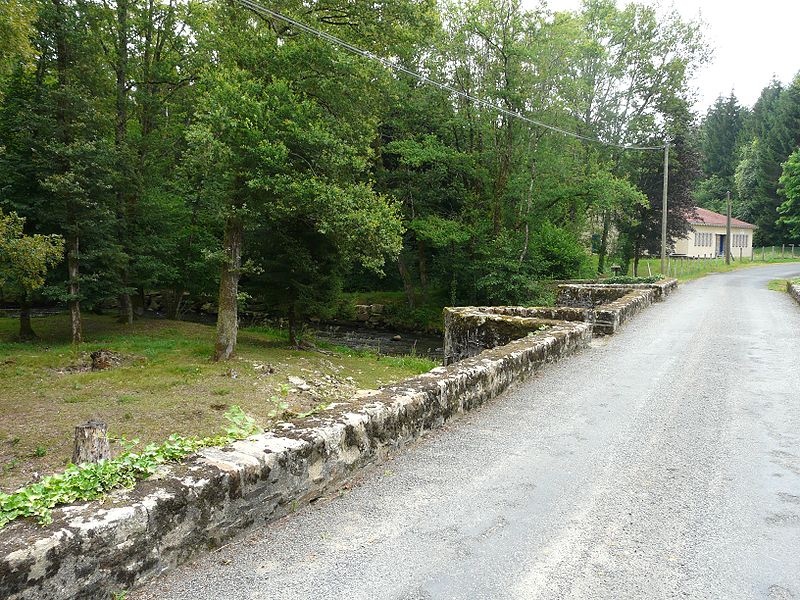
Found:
0,209 -> 63,339
778,148 -> 800,240
620,130 -> 702,274
0,0 -> 36,82
735,75 -> 800,244
700,94 -> 745,180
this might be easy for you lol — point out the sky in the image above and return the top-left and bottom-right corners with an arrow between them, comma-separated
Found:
528,0 -> 800,114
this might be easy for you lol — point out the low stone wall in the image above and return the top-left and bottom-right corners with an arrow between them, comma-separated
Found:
789,282 -> 800,306
592,289 -> 654,335
442,306 -> 590,365
0,323 -> 591,600
556,285 -> 630,308
555,278 -> 676,308
444,280 -> 674,363
600,278 -> 677,301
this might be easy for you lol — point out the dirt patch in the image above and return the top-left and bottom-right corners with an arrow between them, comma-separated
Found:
50,350 -> 140,374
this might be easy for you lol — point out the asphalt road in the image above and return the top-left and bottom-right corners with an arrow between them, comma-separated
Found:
135,264 -> 800,600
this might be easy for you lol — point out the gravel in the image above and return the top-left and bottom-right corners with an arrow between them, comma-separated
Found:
134,263 -> 800,600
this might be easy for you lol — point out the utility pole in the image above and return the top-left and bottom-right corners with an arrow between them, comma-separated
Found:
660,139 -> 670,275
725,190 -> 732,265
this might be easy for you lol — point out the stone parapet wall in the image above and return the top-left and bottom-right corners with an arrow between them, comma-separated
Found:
593,289 -> 654,335
789,282 -> 800,306
442,306 -> 590,365
556,285 -> 630,308
555,279 -> 676,308
0,323 -> 591,600
603,278 -> 677,301
444,280 -> 675,364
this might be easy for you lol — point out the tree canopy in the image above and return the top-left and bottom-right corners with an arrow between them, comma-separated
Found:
0,0 -> 713,357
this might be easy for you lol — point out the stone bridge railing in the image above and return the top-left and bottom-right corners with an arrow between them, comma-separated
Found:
444,279 -> 677,364
789,281 -> 800,306
0,279 -> 676,600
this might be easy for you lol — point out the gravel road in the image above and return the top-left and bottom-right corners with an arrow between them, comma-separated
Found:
134,264 -> 800,600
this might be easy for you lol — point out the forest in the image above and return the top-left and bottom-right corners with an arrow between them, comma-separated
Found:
1,0 -> 799,359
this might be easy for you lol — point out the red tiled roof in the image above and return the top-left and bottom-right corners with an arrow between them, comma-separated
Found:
688,207 -> 756,229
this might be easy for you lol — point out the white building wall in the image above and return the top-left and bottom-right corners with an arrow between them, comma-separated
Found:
677,224 -> 754,259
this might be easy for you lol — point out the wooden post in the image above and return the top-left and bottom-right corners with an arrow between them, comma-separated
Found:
725,191 -> 732,265
660,140 -> 670,275
72,419 -> 111,464
782,244 -> 785,259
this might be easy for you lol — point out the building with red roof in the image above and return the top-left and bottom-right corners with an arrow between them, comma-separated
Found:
673,207 -> 756,259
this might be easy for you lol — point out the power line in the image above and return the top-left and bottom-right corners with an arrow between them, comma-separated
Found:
233,0 -> 666,151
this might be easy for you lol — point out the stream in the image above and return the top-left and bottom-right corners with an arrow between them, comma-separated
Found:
310,323 -> 443,360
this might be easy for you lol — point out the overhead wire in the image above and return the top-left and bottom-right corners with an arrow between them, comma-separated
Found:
233,0 -> 667,151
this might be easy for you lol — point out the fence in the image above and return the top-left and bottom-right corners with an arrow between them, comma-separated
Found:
629,244 -> 799,280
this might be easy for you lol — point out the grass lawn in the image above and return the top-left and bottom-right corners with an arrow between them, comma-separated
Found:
628,254 -> 800,282
0,314 -> 436,492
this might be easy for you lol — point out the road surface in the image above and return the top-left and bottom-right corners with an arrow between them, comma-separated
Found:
135,264 -> 800,600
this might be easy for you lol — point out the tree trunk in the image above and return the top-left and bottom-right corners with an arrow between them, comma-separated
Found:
19,297 -> 36,340
134,286 -> 145,316
397,254 -> 415,308
164,290 -> 183,321
53,0 -> 81,344
118,293 -> 134,324
417,239 -> 428,301
519,151 -> 536,265
213,216 -> 243,361
633,239 -> 641,276
597,211 -> 611,275
72,420 -> 110,465
287,302 -> 298,347
115,0 -> 133,325
67,232 -> 82,344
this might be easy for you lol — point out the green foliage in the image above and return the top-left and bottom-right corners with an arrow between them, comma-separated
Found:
0,209 -> 64,295
700,93 -> 746,181
222,404 -> 262,438
0,405 -> 261,529
778,148 -> 800,237
700,76 -> 800,245
0,0 -> 35,80
0,0 -> 711,351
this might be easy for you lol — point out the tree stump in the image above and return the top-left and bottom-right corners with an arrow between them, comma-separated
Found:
72,420 -> 111,464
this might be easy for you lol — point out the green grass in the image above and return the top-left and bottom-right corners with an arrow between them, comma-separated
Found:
0,314 -> 436,492
628,252 -> 800,282
768,277 -> 800,292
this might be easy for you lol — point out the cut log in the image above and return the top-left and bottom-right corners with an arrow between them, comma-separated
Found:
72,420 -> 111,464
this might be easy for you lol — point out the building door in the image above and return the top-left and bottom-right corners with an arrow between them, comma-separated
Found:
718,234 -> 726,257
